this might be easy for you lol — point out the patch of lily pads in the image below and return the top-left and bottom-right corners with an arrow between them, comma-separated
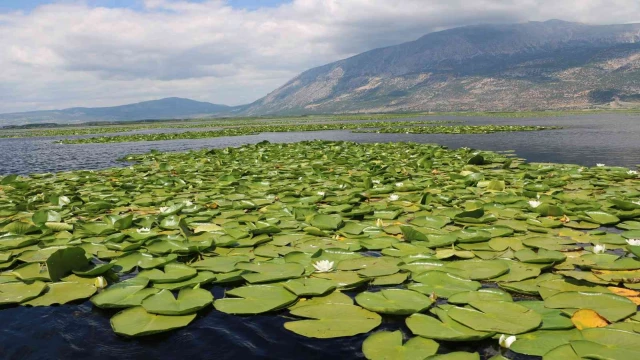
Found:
356,124 -> 561,134
55,120 -> 452,144
0,140 -> 639,359
54,123 -> 555,144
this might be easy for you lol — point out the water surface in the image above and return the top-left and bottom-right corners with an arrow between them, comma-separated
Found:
0,114 -> 638,175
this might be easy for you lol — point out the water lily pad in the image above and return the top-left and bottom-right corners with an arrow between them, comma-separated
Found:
46,247 -> 89,281
411,271 -> 481,298
425,352 -> 480,360
448,301 -> 542,334
214,285 -> 297,314
141,287 -> 213,315
0,281 -> 47,305
283,278 -> 337,296
110,306 -> 196,337
191,255 -> 250,273
447,288 -> 513,304
22,282 -> 96,306
237,262 -> 305,283
510,329 -> 583,356
138,263 -> 198,284
284,303 -> 381,338
91,277 -> 159,308
406,309 -> 494,341
444,260 -> 509,280
362,331 -> 439,360
544,291 -> 636,322
355,289 -> 433,315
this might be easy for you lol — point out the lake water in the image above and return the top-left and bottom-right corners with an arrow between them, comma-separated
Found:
0,114 -> 639,175
0,114 -> 638,360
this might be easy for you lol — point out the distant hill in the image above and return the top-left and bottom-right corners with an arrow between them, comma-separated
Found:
243,20 -> 640,114
0,97 -> 231,126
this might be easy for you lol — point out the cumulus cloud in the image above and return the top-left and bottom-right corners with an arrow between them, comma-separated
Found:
1,0 -> 639,112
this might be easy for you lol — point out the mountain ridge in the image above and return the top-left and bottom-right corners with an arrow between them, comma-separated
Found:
0,97 -> 230,126
4,20 -> 640,124
242,20 -> 640,114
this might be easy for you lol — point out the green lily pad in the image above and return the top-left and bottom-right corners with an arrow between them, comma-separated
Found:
138,263 -> 198,284
214,285 -> 297,314
46,247 -> 89,281
355,289 -> 434,315
448,301 -> 542,334
0,281 -> 47,305
410,271 -> 481,298
91,277 -> 160,308
141,287 -> 213,315
237,262 -> 305,284
22,282 -> 97,306
110,306 -> 196,337
283,278 -> 337,296
447,288 -> 513,304
362,331 -> 439,360
510,329 -> 583,356
406,309 -> 494,341
544,291 -> 636,322
284,303 -> 381,338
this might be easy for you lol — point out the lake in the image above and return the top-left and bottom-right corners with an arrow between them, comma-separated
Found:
0,113 -> 638,360
0,114 -> 638,175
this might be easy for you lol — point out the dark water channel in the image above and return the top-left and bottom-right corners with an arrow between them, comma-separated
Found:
0,114 -> 638,359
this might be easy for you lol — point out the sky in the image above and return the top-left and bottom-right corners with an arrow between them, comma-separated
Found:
1,0 -> 640,113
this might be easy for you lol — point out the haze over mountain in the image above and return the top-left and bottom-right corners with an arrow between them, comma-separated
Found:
244,20 -> 640,114
0,98 -> 230,126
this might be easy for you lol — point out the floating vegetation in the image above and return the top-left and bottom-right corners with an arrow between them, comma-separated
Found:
0,140 -> 639,359
357,124 -> 561,134
55,123 -> 556,144
0,113 -> 434,139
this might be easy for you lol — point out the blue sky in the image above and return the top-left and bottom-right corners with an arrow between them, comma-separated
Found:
0,0 -> 289,12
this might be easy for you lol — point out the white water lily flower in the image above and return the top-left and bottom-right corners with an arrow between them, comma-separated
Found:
94,276 -> 107,289
577,167 -> 584,173
395,182 -> 404,187
317,191 -> 325,196
183,200 -> 193,206
376,218 -> 385,228
137,227 -> 151,234
627,239 -> 640,246
528,200 -> 542,208
596,163 -> 605,167
159,206 -> 169,213
389,194 -> 400,201
372,180 -> 381,185
312,260 -> 335,273
629,170 -> 638,175
633,200 -> 640,206
593,244 -> 606,254
499,334 -> 516,349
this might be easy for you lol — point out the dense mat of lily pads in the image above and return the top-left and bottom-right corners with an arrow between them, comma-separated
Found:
355,125 -> 561,134
1,140 -> 639,359
55,123 -> 554,144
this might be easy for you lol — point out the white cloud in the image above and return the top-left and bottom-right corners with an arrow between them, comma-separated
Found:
1,0 -> 639,112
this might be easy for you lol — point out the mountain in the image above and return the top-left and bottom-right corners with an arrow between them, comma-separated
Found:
244,20 -> 640,114
0,97 -> 231,126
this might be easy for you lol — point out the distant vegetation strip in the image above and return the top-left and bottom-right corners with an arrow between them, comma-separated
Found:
355,124 -> 562,134
56,123 -> 560,144
0,113 -> 432,138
